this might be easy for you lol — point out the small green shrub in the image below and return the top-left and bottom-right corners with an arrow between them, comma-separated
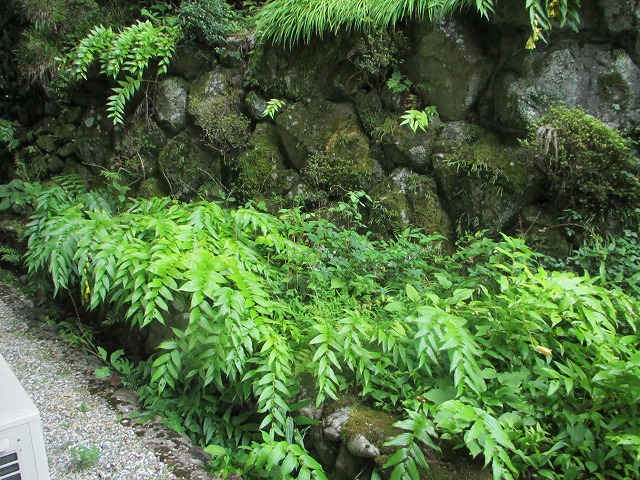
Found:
523,106 -> 640,212
69,445 -> 99,469
178,0 -> 234,46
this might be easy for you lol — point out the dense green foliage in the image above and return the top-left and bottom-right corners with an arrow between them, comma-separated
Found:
523,106 -> 640,212
254,0 -> 581,48
177,0 -> 235,46
61,18 -> 181,125
5,176 -> 640,479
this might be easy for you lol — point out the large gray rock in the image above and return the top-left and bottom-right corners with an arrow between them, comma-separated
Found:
405,18 -> 495,121
188,68 -> 250,154
381,119 -> 439,173
597,0 -> 640,35
250,39 -> 358,100
154,77 -> 188,134
492,43 -> 640,133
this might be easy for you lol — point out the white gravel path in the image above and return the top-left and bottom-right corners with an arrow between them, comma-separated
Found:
0,285 -> 212,480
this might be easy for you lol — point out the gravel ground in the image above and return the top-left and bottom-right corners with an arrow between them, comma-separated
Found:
0,284 -> 215,480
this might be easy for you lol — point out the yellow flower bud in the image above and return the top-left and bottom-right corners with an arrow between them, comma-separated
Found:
535,345 -> 553,357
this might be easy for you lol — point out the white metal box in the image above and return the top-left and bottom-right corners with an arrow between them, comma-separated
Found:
0,352 -> 50,480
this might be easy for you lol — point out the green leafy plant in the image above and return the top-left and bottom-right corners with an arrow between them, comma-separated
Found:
386,70 -> 411,95
0,119 -> 19,151
61,19 -> 181,125
400,106 -> 438,133
261,98 -> 286,119
69,445 -> 100,469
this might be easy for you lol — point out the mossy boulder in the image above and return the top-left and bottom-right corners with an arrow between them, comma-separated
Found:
250,39 -> 357,100
50,124 -> 77,143
433,135 -> 545,234
35,135 -> 56,153
137,177 -> 169,199
169,42 -> 214,80
158,131 -> 221,200
520,206 -> 572,259
235,123 -> 299,198
276,99 -> 382,193
154,77 -> 189,134
369,168 -> 453,241
188,68 -> 250,154
433,121 -> 487,153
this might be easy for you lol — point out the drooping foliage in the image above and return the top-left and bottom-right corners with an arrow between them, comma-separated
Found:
254,0 -> 581,49
5,176 -> 640,479
61,18 -> 181,125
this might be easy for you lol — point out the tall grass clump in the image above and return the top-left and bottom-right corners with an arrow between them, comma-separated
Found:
254,0 -> 580,49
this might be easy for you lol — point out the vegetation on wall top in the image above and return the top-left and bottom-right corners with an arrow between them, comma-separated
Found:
254,0 -> 581,49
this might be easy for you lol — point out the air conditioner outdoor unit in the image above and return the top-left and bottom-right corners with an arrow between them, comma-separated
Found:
0,352 -> 50,480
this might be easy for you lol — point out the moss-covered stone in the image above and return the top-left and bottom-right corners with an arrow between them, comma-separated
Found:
341,406 -> 401,451
188,68 -> 250,155
249,38 -> 357,100
154,77 -> 189,134
50,123 -> 77,143
492,44 -> 640,133
276,99 -> 382,195
405,18 -> 495,121
519,206 -> 572,258
169,42 -> 215,81
57,143 -> 75,158
35,135 -> 56,153
158,131 -> 221,200
74,106 -> 114,169
137,177 -> 169,198
381,121 -> 439,173
369,168 -> 453,242
433,135 -> 545,234
235,123 -> 299,198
